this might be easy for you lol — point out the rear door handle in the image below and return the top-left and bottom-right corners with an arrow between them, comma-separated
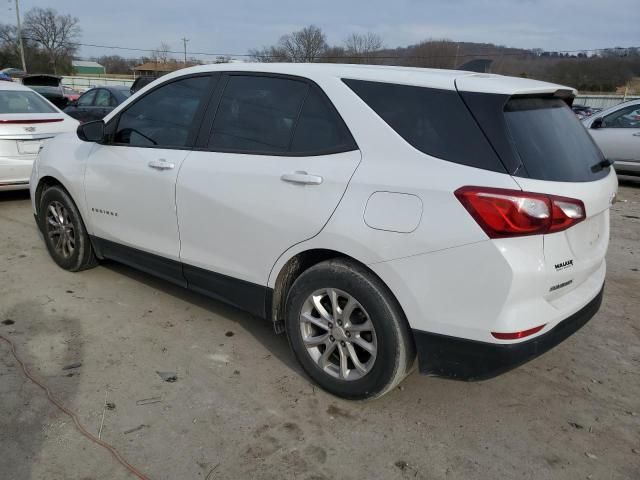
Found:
280,171 -> 323,185
148,159 -> 175,170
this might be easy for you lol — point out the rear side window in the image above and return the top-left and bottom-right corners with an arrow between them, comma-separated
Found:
114,76 -> 210,148
343,79 -> 504,172
504,98 -> 607,181
290,87 -> 355,154
209,75 -> 308,153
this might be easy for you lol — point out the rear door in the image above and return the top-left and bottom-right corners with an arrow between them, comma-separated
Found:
176,73 -> 360,301
500,97 -> 617,299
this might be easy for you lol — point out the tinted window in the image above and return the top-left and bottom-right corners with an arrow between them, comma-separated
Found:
504,98 -> 607,181
290,87 -> 356,153
94,89 -> 112,107
0,90 -> 57,114
77,90 -> 96,106
114,76 -> 210,148
602,104 -> 640,128
209,75 -> 308,153
343,79 -> 503,171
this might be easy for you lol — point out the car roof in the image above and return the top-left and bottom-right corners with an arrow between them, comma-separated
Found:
160,62 -> 575,96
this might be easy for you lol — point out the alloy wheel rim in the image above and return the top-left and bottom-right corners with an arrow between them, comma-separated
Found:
299,288 -> 377,381
45,201 -> 75,259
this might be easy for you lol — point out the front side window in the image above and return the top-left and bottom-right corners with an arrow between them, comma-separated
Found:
114,76 -> 210,148
602,104 -> 640,128
94,89 -> 112,107
0,90 -> 57,114
77,90 -> 96,107
209,75 -> 308,153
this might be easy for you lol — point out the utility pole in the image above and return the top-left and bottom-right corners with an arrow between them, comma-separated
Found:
181,37 -> 189,66
14,0 -> 27,73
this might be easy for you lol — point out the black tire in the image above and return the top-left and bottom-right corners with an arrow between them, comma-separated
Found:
285,258 -> 415,400
39,185 -> 98,272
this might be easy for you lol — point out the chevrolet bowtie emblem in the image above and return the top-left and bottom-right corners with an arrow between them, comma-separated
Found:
24,126 -> 36,132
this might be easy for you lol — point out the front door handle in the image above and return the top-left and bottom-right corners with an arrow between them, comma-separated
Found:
148,159 -> 175,170
280,171 -> 323,185
632,132 -> 640,137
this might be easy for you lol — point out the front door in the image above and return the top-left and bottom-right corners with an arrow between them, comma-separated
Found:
176,74 -> 361,311
590,103 -> 640,161
84,74 -> 214,280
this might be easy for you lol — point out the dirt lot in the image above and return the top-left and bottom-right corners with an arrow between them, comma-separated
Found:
1,179 -> 639,480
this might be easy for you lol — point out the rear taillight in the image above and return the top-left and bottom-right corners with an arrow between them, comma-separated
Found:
455,186 -> 585,238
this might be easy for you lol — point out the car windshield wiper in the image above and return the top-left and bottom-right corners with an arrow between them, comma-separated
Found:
591,158 -> 613,173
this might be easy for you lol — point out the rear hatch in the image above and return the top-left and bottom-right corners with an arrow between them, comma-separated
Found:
456,76 -> 617,301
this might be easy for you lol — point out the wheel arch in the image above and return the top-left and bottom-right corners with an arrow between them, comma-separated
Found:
268,248 -> 410,338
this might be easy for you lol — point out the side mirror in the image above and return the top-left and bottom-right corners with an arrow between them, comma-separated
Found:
77,120 -> 105,143
591,118 -> 603,129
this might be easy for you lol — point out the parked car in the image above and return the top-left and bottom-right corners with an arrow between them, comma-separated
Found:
30,64 -> 617,399
64,86 -> 131,123
21,75 -> 68,109
0,81 -> 78,190
583,99 -> 640,176
62,86 -> 81,102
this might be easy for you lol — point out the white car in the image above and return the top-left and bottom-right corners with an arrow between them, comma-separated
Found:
0,81 -> 78,190
30,64 -> 617,399
583,99 -> 640,176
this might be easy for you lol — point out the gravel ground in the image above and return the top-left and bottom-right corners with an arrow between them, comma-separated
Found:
0,178 -> 639,480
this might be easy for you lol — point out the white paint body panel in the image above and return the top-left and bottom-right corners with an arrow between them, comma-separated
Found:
31,63 -> 615,348
84,145 -> 187,260
177,150 -> 361,285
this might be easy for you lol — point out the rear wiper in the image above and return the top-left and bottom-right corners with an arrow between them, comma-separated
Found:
591,158 -> 613,173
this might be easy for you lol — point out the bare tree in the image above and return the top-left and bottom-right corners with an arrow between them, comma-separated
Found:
23,7 -> 80,74
409,40 -> 458,69
344,32 -> 383,63
150,42 -> 171,64
250,25 -> 327,63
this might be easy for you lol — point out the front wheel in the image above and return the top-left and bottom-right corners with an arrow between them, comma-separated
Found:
285,259 -> 415,400
39,185 -> 98,272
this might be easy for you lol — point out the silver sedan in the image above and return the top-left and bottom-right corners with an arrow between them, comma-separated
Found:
583,99 -> 640,176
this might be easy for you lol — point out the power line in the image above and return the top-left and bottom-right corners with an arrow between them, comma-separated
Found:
26,38 -> 639,61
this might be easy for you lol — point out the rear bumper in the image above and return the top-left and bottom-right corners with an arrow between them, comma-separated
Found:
0,155 -> 34,190
413,283 -> 604,380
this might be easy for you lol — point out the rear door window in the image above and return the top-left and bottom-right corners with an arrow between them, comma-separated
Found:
290,86 -> 356,154
343,79 -> 504,172
504,98 -> 608,181
208,75 -> 308,153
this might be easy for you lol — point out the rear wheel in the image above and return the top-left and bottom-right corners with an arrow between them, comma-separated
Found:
39,185 -> 98,272
285,259 -> 415,399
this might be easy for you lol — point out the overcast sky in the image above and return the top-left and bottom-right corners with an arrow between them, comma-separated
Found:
6,0 -> 640,60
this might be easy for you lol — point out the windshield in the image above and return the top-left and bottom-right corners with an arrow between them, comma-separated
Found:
0,90 -> 58,114
504,98 -> 608,182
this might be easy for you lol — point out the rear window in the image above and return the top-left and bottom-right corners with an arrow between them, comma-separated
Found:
0,90 -> 57,114
343,79 -> 505,172
504,98 -> 607,182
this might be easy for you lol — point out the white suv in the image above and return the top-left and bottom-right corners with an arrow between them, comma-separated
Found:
30,64 -> 617,399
